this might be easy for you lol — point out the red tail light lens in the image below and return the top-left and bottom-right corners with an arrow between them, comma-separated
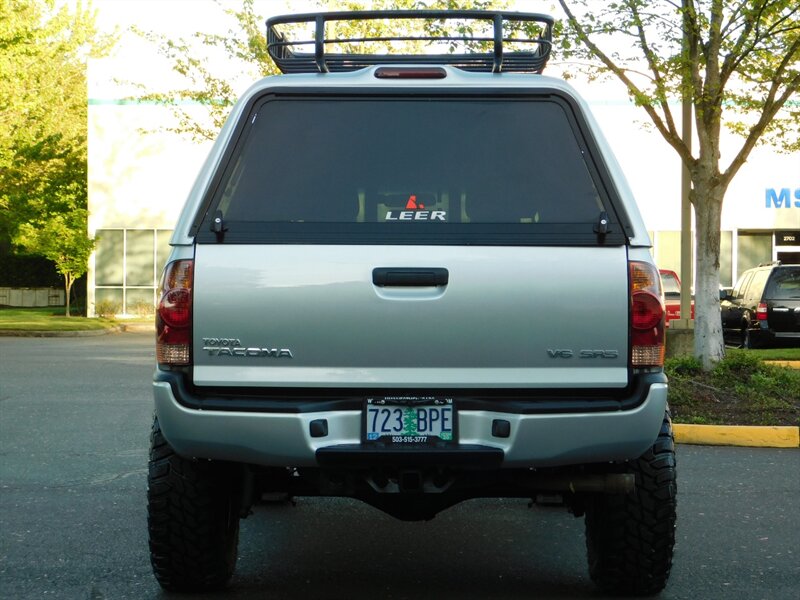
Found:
633,291 -> 664,329
159,289 -> 191,328
156,260 -> 193,365
756,302 -> 768,321
630,261 -> 665,367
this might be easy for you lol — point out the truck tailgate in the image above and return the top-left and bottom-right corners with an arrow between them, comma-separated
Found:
192,244 -> 630,389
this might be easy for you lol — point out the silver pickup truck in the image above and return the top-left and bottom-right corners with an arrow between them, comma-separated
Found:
148,10 -> 675,595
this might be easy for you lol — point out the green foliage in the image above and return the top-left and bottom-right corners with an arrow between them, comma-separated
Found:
0,307 -> 116,331
711,349 -> 762,381
94,299 -> 121,319
134,0 -> 513,140
666,353 -> 800,425
128,299 -> 155,317
727,346 -> 800,361
14,206 -> 95,317
131,0 -> 277,141
664,354 -> 702,376
0,0 -> 111,313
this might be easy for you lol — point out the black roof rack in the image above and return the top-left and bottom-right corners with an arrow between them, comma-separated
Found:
266,10 -> 553,75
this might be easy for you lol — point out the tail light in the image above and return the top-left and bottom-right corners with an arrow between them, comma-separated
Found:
630,261 -> 665,367
156,260 -> 193,366
756,302 -> 768,321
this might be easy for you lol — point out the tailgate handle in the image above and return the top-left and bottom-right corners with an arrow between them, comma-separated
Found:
372,267 -> 449,287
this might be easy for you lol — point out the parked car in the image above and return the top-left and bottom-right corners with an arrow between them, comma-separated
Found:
720,262 -> 800,348
659,269 -> 694,326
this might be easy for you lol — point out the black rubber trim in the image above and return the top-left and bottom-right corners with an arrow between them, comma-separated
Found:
315,444 -> 504,468
195,223 -> 627,246
155,370 -> 666,415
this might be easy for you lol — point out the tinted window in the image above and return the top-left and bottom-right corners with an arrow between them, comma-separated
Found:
215,97 -> 607,228
744,270 -> 770,303
732,271 -> 752,300
767,268 -> 800,299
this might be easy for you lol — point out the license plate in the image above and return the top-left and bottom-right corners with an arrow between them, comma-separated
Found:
364,397 -> 455,445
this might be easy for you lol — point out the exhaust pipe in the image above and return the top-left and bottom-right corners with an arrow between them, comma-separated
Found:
532,473 -> 635,494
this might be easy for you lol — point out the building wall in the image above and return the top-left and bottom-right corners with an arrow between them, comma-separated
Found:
92,228 -> 173,315
87,99 -> 210,315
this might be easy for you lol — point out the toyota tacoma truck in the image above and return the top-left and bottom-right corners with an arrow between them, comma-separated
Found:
148,10 -> 676,595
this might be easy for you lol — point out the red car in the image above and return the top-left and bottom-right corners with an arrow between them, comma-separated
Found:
659,269 -> 694,326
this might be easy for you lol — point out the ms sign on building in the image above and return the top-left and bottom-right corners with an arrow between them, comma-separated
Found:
766,187 -> 800,208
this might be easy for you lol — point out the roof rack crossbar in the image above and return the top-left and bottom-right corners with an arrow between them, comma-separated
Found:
266,10 -> 554,75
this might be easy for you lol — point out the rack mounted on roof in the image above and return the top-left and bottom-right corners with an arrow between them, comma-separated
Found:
266,10 -> 553,75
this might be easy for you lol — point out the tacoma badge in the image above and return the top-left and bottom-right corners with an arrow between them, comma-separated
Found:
202,338 -> 293,358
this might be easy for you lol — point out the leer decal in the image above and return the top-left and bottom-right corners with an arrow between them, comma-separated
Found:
385,194 -> 447,222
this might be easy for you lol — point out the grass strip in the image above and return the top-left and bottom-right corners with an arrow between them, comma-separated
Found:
667,352 -> 800,427
0,308 -> 117,332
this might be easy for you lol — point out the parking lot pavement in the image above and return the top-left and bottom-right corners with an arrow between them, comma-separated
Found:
0,333 -> 798,599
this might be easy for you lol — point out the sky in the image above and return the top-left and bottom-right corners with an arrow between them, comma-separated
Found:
90,0 -> 298,98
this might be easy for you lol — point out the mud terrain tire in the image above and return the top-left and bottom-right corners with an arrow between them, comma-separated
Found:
585,413 -> 677,596
147,417 -> 241,591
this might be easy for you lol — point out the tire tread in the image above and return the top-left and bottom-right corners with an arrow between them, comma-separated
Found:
585,413 -> 677,596
147,417 -> 240,592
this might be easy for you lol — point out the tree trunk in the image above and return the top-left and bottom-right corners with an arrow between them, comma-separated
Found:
691,182 -> 725,369
64,274 -> 73,318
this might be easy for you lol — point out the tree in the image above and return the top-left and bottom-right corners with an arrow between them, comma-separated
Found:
132,0 -> 278,142
0,0 -> 110,312
135,0 -> 505,141
556,0 -> 800,368
15,205 -> 95,317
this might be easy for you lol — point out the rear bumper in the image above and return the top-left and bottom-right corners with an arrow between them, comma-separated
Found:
754,324 -> 800,347
153,372 -> 668,469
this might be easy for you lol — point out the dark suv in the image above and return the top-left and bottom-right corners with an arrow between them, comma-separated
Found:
721,263 -> 800,348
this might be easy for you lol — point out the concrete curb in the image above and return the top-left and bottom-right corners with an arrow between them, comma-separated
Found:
0,322 -> 154,337
118,322 -> 155,333
674,423 -> 800,448
0,327 -> 122,337
765,360 -> 800,369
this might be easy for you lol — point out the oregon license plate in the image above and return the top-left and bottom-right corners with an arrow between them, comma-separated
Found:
364,397 -> 455,445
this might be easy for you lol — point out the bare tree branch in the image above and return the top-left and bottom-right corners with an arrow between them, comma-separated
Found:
627,0 -> 680,139
722,37 -> 800,186
558,0 -> 692,165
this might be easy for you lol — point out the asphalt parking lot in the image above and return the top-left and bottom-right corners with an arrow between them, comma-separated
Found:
1,332 -> 798,599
